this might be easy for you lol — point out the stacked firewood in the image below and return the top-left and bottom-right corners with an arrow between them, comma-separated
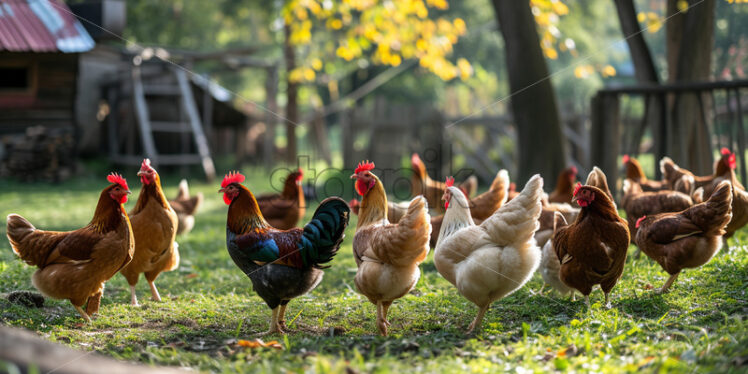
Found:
1,127 -> 75,182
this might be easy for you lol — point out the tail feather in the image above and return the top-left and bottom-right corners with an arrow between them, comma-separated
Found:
458,175 -> 478,197
372,195 -> 431,267
176,179 -> 190,200
685,180 -> 732,236
299,197 -> 350,268
6,214 -> 62,267
660,157 -> 680,183
481,175 -> 544,247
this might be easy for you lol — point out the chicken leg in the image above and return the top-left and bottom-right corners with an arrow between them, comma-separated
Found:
657,272 -> 680,294
86,290 -> 103,316
376,302 -> 388,336
584,295 -> 590,308
129,285 -> 139,306
149,281 -> 162,302
466,305 -> 489,334
278,303 -> 289,331
603,293 -> 612,309
74,305 -> 92,322
381,301 -> 392,327
259,307 -> 285,335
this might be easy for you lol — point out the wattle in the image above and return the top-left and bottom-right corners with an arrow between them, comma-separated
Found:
223,193 -> 232,205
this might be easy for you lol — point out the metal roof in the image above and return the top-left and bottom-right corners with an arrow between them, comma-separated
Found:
0,0 -> 94,53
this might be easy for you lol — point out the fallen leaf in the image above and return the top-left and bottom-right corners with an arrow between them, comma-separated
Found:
237,339 -> 283,350
644,284 -> 654,290
185,273 -> 198,279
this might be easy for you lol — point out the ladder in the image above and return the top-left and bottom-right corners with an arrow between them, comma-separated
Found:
129,65 -> 216,180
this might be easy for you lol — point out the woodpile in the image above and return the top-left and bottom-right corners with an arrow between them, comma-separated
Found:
1,126 -> 75,182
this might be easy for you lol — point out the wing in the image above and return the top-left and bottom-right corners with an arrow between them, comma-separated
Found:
43,226 -> 107,266
364,196 -> 431,267
643,214 -> 702,244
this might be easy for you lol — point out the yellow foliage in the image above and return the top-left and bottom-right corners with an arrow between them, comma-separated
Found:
544,47 -> 558,60
601,65 -> 616,78
676,0 -> 689,12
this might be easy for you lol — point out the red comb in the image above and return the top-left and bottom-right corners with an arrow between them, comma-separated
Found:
140,158 -> 152,170
622,154 -> 630,165
573,182 -> 583,197
107,173 -> 129,190
727,153 -> 737,170
354,161 -> 375,174
221,171 -> 246,188
635,216 -> 646,228
349,199 -> 360,207
721,147 -> 731,156
295,168 -> 304,181
445,176 -> 455,187
569,166 -> 578,176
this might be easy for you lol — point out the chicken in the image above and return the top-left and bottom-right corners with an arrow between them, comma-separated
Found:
434,175 -> 543,333
538,212 -> 576,299
351,161 -> 431,336
697,155 -> 748,239
255,169 -> 305,230
535,202 -> 579,248
350,198 -> 411,223
548,166 -> 578,204
6,174 -> 134,321
221,171 -> 349,334
622,155 -> 669,191
622,178 -> 693,243
635,180 -> 732,293
410,153 -> 476,211
168,179 -> 203,235
553,183 -> 630,307
584,166 -> 615,204
506,182 -> 520,202
120,159 -> 179,306
660,148 -> 737,193
428,170 -> 510,247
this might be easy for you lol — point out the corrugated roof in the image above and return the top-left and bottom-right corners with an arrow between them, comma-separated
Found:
0,0 -> 94,53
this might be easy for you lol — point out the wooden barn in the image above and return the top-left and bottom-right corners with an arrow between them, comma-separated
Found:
0,0 -> 95,180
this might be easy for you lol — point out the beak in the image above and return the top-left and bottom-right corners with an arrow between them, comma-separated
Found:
136,170 -> 145,176
350,174 -> 357,180
571,196 -> 578,204
441,191 -> 449,201
218,188 -> 225,193
127,190 -> 132,195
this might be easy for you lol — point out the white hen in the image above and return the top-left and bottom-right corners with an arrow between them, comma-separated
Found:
434,174 -> 544,333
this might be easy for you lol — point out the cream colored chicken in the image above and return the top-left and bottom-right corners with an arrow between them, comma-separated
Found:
538,212 -> 575,299
351,161 -> 431,336
434,174 -> 543,334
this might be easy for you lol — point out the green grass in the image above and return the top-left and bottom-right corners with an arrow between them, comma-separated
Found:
1,167 -> 747,373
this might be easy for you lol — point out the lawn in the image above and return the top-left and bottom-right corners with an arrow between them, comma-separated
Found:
1,165 -> 747,373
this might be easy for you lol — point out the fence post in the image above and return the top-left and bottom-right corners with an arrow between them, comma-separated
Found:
590,93 -> 621,186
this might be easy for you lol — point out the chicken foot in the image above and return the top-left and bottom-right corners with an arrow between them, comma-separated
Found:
258,307 -> 286,335
129,285 -> 139,306
657,272 -> 680,294
74,305 -> 92,323
466,305 -> 489,334
278,303 -> 288,331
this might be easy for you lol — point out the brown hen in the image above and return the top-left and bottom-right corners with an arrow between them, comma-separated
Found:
256,169 -> 305,230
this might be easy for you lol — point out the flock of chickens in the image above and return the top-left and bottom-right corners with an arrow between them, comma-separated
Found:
5,149 -> 745,337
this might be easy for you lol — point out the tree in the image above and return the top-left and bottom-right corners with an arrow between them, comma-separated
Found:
490,0 -> 567,184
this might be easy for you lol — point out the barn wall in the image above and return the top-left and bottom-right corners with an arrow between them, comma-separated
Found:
0,52 -> 79,135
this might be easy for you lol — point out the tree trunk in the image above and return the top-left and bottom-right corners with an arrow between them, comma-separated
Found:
283,24 -> 298,163
613,0 -> 663,172
669,0 -> 716,174
490,0 -> 566,185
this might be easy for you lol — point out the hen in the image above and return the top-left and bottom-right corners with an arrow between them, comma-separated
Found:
622,178 -> 693,244
429,170 -> 510,247
119,159 -> 179,306
548,166 -> 578,204
168,179 -> 203,235
350,198 -> 411,224
535,202 -> 579,248
434,175 -> 543,333
622,155 -> 668,191
221,172 -> 349,334
660,148 -> 737,193
553,183 -> 630,307
695,154 -> 748,239
6,174 -> 134,321
635,180 -> 732,293
411,153 -> 476,211
352,161 -> 431,336
256,169 -> 306,230
538,212 -> 576,299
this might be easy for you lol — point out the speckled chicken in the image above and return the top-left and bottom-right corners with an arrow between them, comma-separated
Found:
6,174 -> 134,321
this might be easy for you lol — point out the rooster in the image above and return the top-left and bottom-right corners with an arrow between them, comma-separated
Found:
120,159 -> 179,305
410,153 -> 476,211
553,183 -> 630,307
168,179 -> 203,235
434,175 -> 543,333
549,166 -> 578,204
351,161 -> 431,336
221,172 -> 349,334
622,155 -> 669,192
6,174 -> 134,321
635,180 -> 732,293
256,169 -> 306,230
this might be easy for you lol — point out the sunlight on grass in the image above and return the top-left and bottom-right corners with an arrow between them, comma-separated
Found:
1,168 -> 746,373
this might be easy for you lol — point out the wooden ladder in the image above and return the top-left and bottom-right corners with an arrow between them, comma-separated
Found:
131,65 -> 216,180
